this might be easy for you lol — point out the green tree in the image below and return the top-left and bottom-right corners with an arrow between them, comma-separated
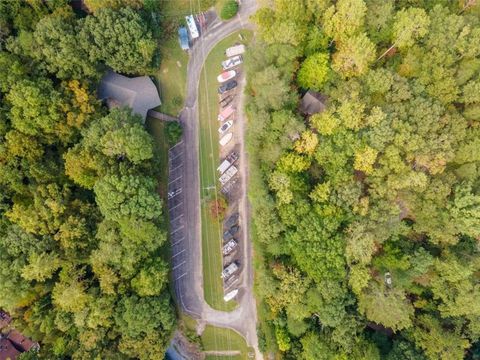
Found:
332,33 -> 376,78
131,258 -> 168,296
220,0 -> 239,20
33,7 -> 98,79
358,285 -> 414,332
94,173 -> 163,222
410,315 -> 470,360
378,8 -> 430,60
297,52 -> 330,90
323,0 -> 367,42
80,7 -> 157,74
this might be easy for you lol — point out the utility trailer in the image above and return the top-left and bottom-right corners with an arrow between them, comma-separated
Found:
226,44 -> 246,57
221,262 -> 239,279
217,151 -> 239,174
223,239 -> 238,256
219,165 -> 238,185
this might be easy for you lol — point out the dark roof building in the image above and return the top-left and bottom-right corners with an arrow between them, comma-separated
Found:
299,90 -> 327,116
0,312 -> 11,331
0,338 -> 20,360
178,27 -> 190,50
7,331 -> 39,353
97,71 -> 162,122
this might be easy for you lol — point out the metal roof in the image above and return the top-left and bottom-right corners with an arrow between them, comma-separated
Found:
97,71 -> 161,122
299,90 -> 327,116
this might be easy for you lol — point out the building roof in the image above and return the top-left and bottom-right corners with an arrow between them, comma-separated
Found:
0,312 -> 11,331
0,338 -> 21,360
97,71 -> 161,122
7,331 -> 38,353
178,27 -> 189,50
299,90 -> 327,116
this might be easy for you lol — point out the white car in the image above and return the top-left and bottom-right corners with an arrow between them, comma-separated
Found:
222,55 -> 243,70
217,70 -> 236,83
218,120 -> 233,135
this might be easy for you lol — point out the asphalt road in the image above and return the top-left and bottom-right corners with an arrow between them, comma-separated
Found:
167,2 -> 261,359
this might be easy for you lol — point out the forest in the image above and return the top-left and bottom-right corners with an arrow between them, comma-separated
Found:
247,0 -> 480,359
0,1 -> 175,359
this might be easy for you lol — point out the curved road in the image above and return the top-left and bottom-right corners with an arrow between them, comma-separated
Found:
171,1 -> 261,359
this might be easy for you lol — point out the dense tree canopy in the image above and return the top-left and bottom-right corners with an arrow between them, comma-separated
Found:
250,0 -> 480,359
0,2 -> 174,359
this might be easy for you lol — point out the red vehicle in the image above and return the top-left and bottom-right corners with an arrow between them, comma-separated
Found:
217,70 -> 236,83
218,105 -> 235,121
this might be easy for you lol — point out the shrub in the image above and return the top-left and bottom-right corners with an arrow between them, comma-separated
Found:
209,197 -> 227,219
166,121 -> 183,145
220,0 -> 239,20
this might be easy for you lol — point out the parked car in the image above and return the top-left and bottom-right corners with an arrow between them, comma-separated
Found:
223,225 -> 240,242
218,120 -> 233,135
218,80 -> 237,94
219,95 -> 234,108
219,133 -> 233,147
218,105 -> 235,121
222,55 -> 243,70
224,213 -> 239,228
217,70 -> 237,83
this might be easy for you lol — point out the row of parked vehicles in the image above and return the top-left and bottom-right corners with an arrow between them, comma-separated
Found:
215,44 -> 246,303
217,45 -> 244,149
221,212 -> 241,282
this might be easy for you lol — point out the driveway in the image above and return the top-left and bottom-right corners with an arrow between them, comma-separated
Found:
168,2 -> 262,359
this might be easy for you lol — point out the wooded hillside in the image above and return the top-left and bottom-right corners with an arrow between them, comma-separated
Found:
0,1 -> 174,359
247,0 -> 480,358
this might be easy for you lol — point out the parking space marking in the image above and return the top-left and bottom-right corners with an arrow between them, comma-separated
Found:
170,163 -> 183,173
169,152 -> 183,162
175,272 -> 187,281
173,260 -> 186,270
169,141 -> 184,152
172,237 -> 184,246
171,214 -> 183,222
169,202 -> 183,212
172,249 -> 186,259
170,225 -> 184,234
169,176 -> 182,185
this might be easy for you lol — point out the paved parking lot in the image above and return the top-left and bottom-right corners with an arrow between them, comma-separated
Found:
167,141 -> 188,285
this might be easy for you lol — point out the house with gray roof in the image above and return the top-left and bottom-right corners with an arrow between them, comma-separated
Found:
299,90 -> 327,116
97,71 -> 161,123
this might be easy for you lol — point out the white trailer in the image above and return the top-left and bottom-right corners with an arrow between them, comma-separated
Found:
219,165 -> 238,185
185,15 -> 199,39
217,159 -> 232,174
226,44 -> 246,57
218,151 -> 239,174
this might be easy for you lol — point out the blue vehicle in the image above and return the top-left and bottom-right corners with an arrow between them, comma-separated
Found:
178,27 -> 189,50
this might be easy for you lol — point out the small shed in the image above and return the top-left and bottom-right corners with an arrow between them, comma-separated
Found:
299,90 -> 327,116
178,27 -> 189,50
97,71 -> 161,123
